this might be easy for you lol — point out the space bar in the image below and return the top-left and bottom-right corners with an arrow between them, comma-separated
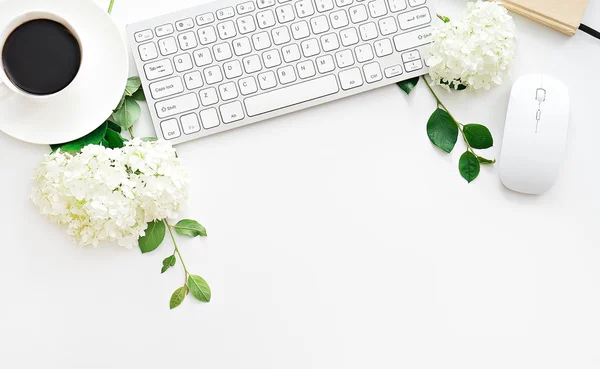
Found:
244,75 -> 340,117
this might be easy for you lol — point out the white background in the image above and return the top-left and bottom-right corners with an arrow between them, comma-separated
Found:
1,0 -> 599,368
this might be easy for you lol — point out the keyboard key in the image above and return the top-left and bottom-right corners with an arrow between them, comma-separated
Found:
295,0 -> 315,18
392,26 -> 432,51
220,101 -> 245,123
196,13 -> 215,26
156,93 -> 199,118
257,10 -> 276,28
374,38 -> 393,56
282,44 -> 301,62
199,87 -> 219,105
340,27 -> 359,46
359,22 -> 378,40
276,4 -> 296,23
408,0 -> 426,6
349,5 -> 368,23
245,75 -> 339,116
184,71 -> 203,89
398,7 -> 431,30
384,64 -> 403,77
181,113 -> 201,134
224,60 -> 244,78
149,76 -> 184,99
310,15 -> 330,34
320,33 -> 340,52
174,53 -> 193,71
301,38 -> 320,57
297,60 -> 316,79
175,18 -> 194,31
257,0 -> 276,8
237,2 -> 256,14
193,48 -> 213,67
218,20 -> 237,39
330,10 -> 349,28
379,17 -> 397,35
144,59 -> 174,80
177,32 -> 198,50
258,71 -> 278,89
204,65 -> 224,84
198,26 -> 218,44
277,65 -> 297,84
315,0 -> 335,12
237,15 -> 257,34
252,31 -> 272,50
291,21 -> 310,39
388,0 -> 407,12
233,37 -> 252,55
158,37 -> 178,55
239,76 -> 258,95
139,42 -> 158,61
243,54 -> 262,73
160,119 -> 181,139
335,49 -> 355,68
213,42 -> 233,61
363,62 -> 382,82
217,7 -> 235,20
404,59 -> 423,72
263,49 -> 282,67
155,24 -> 174,37
200,108 -> 221,129
336,0 -> 354,6
354,44 -> 373,62
401,49 -> 420,63
368,0 -> 388,17
339,67 -> 363,90
219,81 -> 239,100
316,54 -> 335,73
135,29 -> 153,42
272,26 -> 291,44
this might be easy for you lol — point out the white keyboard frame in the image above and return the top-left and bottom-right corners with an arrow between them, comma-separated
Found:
127,0 -> 435,145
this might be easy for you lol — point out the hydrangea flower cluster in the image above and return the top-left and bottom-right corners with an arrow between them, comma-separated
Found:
31,139 -> 190,248
427,1 -> 516,91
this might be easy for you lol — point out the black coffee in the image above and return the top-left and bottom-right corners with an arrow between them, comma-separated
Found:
2,19 -> 81,95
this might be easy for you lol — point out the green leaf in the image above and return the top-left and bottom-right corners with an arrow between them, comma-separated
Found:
170,286 -> 187,309
463,124 -> 493,149
111,96 -> 141,130
103,128 -> 127,149
397,76 -> 420,95
124,76 -> 142,96
50,122 -> 108,152
440,80 -> 467,90
427,108 -> 458,153
459,151 -> 481,183
141,137 -> 158,142
174,219 -> 207,238
101,139 -> 109,147
478,156 -> 496,165
139,220 -> 166,254
188,275 -> 211,302
436,13 -> 451,23
107,121 -> 122,133
115,94 -> 126,111
132,88 -> 146,101
161,255 -> 176,273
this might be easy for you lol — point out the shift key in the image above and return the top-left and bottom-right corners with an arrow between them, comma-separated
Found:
155,93 -> 199,118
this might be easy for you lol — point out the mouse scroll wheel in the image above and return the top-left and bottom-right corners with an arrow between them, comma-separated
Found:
536,88 -> 546,102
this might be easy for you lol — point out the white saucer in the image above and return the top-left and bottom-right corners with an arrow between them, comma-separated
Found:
0,0 -> 128,145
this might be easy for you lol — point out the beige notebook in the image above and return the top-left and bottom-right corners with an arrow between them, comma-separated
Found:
495,0 -> 590,36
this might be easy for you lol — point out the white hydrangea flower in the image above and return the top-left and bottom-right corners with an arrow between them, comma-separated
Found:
31,139 -> 190,248
427,1 -> 516,91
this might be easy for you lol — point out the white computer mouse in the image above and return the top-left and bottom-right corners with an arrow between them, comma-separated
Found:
499,74 -> 570,195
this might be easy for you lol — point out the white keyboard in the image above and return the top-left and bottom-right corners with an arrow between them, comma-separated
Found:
127,0 -> 435,144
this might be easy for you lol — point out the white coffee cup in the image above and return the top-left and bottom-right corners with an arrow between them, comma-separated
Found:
0,10 -> 83,100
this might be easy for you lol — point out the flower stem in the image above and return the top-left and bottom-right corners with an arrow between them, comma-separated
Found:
128,127 -> 135,139
107,0 -> 115,14
165,220 -> 190,283
421,76 -> 458,123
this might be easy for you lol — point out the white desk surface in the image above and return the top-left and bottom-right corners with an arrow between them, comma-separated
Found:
1,0 -> 599,367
